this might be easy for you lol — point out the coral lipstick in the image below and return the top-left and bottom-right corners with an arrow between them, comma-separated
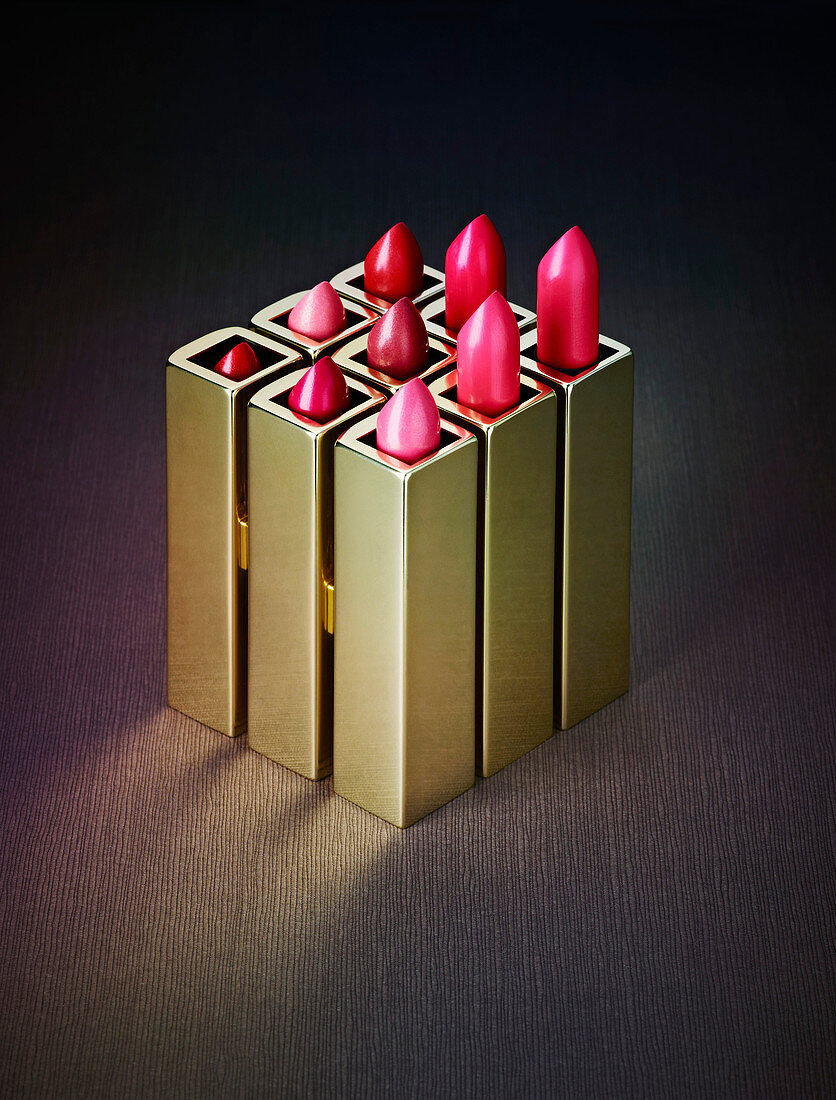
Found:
445,214 -> 507,331
367,298 -> 429,380
364,223 -> 424,301
214,341 -> 262,381
375,378 -> 440,464
288,356 -> 351,422
456,291 -> 520,417
537,226 -> 599,370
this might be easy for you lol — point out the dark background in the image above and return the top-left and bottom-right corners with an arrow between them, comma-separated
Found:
1,2 -> 834,1096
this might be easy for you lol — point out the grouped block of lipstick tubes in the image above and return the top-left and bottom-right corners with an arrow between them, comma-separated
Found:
165,218 -> 634,827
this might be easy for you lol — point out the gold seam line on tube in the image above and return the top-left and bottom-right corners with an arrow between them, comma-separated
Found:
330,261 -> 446,314
419,296 -> 537,347
333,415 -> 478,828
429,370 -> 557,777
166,328 -> 304,738
249,290 -> 377,361
247,370 -> 385,781
331,329 -> 456,395
520,331 -> 634,730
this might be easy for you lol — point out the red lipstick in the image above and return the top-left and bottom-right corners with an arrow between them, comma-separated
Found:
287,281 -> 347,341
375,378 -> 441,464
444,214 -> 507,331
287,356 -> 351,423
364,223 -> 424,302
536,226 -> 599,370
214,341 -> 262,382
366,298 -> 429,381
456,291 -> 520,417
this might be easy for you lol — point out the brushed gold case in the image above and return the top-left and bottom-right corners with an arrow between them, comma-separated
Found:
429,371 -> 557,776
420,296 -> 536,345
166,328 -> 303,737
250,290 -> 376,360
520,330 -> 634,730
247,370 -> 385,780
330,261 -> 445,314
331,328 -> 456,395
333,417 -> 478,827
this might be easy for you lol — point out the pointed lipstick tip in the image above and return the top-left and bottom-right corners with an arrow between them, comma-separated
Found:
444,213 -> 507,331
287,282 -> 347,342
457,292 -> 520,418
367,297 -> 429,380
375,377 -> 441,464
364,223 -> 424,301
536,227 -> 599,370
287,356 -> 351,423
214,341 -> 262,381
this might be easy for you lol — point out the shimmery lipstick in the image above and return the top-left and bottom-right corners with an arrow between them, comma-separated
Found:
331,222 -> 445,314
166,328 -> 303,737
247,364 -> 384,779
332,297 -> 455,394
251,284 -> 376,360
375,378 -> 440,464
521,227 -> 633,729
429,294 -> 557,777
333,403 -> 478,827
420,214 -> 535,344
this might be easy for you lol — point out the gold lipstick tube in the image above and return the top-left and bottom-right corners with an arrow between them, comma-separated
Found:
520,330 -> 634,730
166,328 -> 304,737
331,328 -> 456,395
246,371 -> 385,780
334,417 -> 478,827
429,371 -> 557,776
330,262 -> 445,314
420,297 -> 536,345
250,290 -> 376,360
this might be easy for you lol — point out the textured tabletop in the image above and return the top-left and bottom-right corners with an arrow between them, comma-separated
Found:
1,3 -> 833,1096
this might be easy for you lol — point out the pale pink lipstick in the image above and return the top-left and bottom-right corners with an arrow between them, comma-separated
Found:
536,226 -> 599,370
287,281 -> 347,342
367,298 -> 429,381
445,214 -> 507,331
214,341 -> 262,381
287,356 -> 351,423
456,291 -> 521,417
375,377 -> 441,464
364,223 -> 424,302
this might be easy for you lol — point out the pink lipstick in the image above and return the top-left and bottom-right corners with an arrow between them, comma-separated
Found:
331,223 -> 445,315
251,285 -> 376,360
456,291 -> 520,417
248,366 -> 384,780
420,215 -> 535,344
166,328 -> 304,738
537,226 -> 599,370
429,295 -> 557,777
334,404 -> 478,826
375,378 -> 441,465
288,356 -> 351,423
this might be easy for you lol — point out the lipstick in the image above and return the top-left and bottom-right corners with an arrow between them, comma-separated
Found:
420,214 -> 535,344
333,389 -> 478,827
429,292 -> 557,777
166,328 -> 304,737
251,282 -> 376,360
331,222 -> 445,314
522,227 -> 634,729
332,296 -> 456,394
247,359 -> 384,779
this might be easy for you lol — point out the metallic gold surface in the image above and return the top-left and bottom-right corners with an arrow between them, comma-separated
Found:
246,371 -> 384,780
250,290 -> 376,360
330,261 -> 445,314
520,331 -> 634,729
419,297 -> 536,345
429,372 -> 557,776
334,417 -> 478,827
166,328 -> 303,737
331,329 -> 456,394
